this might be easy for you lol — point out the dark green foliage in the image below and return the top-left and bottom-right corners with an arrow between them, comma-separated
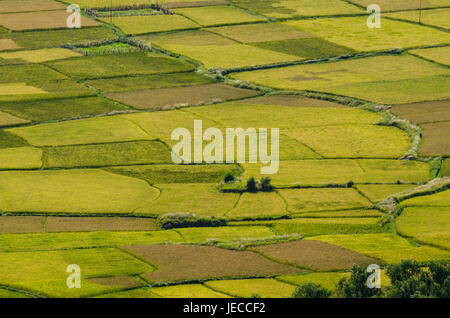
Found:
260,177 -> 273,192
0,130 -> 29,149
347,180 -> 354,188
292,282 -> 332,298
246,177 -> 258,193
45,53 -> 194,80
0,97 -> 128,122
76,43 -> 141,55
337,265 -> 383,298
224,173 -> 235,183
386,260 -> 450,298
156,213 -> 226,230
252,38 -> 355,59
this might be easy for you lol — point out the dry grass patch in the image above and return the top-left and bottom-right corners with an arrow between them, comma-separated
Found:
46,217 -> 158,232
124,244 -> 302,283
392,99 -> 450,124
0,216 -> 45,234
0,11 -> 100,31
0,111 -> 29,127
252,240 -> 378,271
0,39 -> 21,51
238,95 -> 345,108
106,84 -> 260,109
419,121 -> 450,156
0,0 -> 66,13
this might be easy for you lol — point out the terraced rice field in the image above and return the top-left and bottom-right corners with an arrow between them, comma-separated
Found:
0,1 -> 448,300
100,14 -> 200,35
0,11 -> 100,31
386,8 -> 450,30
232,55 -> 450,104
142,30 -> 301,69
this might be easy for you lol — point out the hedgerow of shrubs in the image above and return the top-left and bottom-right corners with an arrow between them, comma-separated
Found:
156,212 -> 226,230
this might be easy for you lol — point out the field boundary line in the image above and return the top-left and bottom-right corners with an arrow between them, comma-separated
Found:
224,192 -> 243,218
131,182 -> 161,214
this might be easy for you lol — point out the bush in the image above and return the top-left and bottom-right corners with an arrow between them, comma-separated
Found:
386,260 -> 450,298
156,213 -> 226,230
347,180 -> 354,188
292,282 -> 332,298
224,173 -> 235,183
260,177 -> 273,192
246,177 -> 258,193
337,265 -> 382,298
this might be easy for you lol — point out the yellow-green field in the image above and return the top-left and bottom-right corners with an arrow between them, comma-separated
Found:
0,2 -> 449,300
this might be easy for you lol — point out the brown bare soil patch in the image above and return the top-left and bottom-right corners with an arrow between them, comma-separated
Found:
165,1 -> 229,8
46,217 -> 158,232
88,276 -> 143,288
239,95 -> 345,108
252,240 -> 378,271
0,216 -> 45,234
419,121 -> 450,156
392,99 -> 450,124
0,0 -> 65,13
0,11 -> 100,31
0,39 -> 21,51
123,244 -> 303,283
106,84 -> 260,109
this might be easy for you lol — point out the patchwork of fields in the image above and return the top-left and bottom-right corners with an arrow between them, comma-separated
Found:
0,0 -> 448,299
